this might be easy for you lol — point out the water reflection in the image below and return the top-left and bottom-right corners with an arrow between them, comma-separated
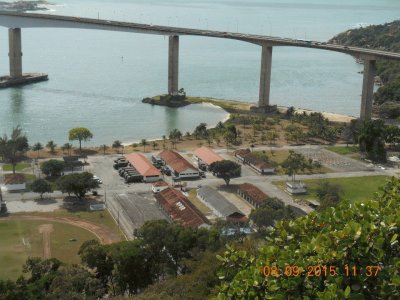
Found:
165,106 -> 179,134
10,88 -> 24,115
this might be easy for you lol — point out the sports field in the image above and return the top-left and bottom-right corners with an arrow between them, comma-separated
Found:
0,219 -> 98,280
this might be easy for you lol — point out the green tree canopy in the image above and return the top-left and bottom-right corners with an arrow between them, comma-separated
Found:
32,142 -> 43,158
68,127 -> 93,152
31,179 -> 53,199
41,159 -> 65,177
57,172 -> 99,198
281,150 -> 309,182
217,177 -> 400,299
0,126 -> 29,174
209,160 -> 241,185
249,198 -> 293,228
46,140 -> 57,153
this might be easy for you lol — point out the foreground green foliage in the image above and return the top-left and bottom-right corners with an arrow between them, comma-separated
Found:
216,177 -> 400,299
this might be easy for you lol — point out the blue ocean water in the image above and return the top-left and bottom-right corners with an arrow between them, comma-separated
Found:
0,0 -> 399,145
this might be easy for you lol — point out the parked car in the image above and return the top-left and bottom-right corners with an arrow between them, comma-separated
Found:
161,166 -> 171,176
113,161 -> 128,169
92,175 -> 103,184
125,175 -> 143,183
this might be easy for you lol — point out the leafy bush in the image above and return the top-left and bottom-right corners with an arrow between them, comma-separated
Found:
217,177 -> 400,299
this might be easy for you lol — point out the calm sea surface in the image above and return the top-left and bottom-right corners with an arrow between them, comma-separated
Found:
0,0 -> 399,145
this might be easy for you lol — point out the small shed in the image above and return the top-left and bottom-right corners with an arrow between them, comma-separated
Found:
4,173 -> 26,192
286,181 -> 307,194
152,181 -> 169,193
306,199 -> 320,209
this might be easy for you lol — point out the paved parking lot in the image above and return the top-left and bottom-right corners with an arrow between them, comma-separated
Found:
294,148 -> 369,172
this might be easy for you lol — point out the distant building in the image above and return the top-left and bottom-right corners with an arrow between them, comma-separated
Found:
197,186 -> 247,223
151,181 -> 169,193
4,173 -> 26,192
237,183 -> 269,208
234,149 -> 275,174
125,153 -> 162,182
158,150 -> 199,179
286,181 -> 307,194
155,188 -> 209,228
193,146 -> 224,169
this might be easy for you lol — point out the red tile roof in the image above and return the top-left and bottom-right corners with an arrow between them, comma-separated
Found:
125,153 -> 161,177
234,149 -> 274,170
4,173 -> 26,185
159,150 -> 197,173
152,181 -> 169,187
193,146 -> 224,166
155,188 -> 209,227
238,183 -> 269,206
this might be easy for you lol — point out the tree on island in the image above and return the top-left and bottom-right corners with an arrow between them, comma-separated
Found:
46,140 -> 57,154
68,127 -> 93,152
32,142 -> 43,159
0,126 -> 29,174
209,160 -> 241,186
31,179 -> 53,200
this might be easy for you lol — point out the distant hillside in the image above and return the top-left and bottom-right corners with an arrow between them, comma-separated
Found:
330,21 -> 400,118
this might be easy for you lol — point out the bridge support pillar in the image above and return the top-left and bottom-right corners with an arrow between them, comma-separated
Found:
360,59 -> 376,120
259,44 -> 273,107
168,35 -> 179,95
9,28 -> 22,78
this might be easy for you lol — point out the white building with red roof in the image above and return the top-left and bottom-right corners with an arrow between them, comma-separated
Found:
124,153 -> 162,182
158,150 -> 199,179
193,146 -> 224,169
151,181 -> 169,193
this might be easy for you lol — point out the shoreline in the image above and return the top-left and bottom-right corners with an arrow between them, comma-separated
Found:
121,102 -> 231,147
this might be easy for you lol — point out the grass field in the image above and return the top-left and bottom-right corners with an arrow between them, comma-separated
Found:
257,149 -> 333,174
2,163 -> 31,172
27,209 -> 125,241
325,145 -> 359,155
273,176 -> 390,203
0,220 -> 98,280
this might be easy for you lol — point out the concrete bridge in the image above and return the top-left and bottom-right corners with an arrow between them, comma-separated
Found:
1,11 -> 400,119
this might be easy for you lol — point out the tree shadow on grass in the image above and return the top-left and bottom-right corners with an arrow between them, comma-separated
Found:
61,196 -> 104,212
34,197 -> 58,205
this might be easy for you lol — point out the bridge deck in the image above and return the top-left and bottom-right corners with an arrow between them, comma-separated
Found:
0,11 -> 399,61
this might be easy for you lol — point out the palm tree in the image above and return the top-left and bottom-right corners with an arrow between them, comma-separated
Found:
32,142 -> 43,159
140,139 -> 148,152
46,140 -> 57,154
63,143 -> 72,156
152,141 -> 158,150
101,144 -> 108,155
112,140 -> 122,153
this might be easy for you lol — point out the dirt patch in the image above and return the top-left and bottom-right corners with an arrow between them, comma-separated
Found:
2,215 -> 120,244
38,224 -> 54,259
